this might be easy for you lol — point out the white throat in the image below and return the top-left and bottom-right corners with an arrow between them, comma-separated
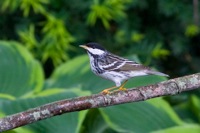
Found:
87,48 -> 105,55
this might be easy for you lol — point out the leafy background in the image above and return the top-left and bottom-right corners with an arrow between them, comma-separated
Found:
0,0 -> 200,133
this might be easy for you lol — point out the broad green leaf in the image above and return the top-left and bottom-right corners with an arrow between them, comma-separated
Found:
100,98 -> 182,133
11,127 -> 36,133
32,88 -> 91,97
0,93 -> 16,100
190,95 -> 200,121
173,101 -> 199,123
0,41 -> 44,98
0,90 -> 87,133
148,98 -> 183,125
0,111 -> 5,118
81,109 -> 114,133
153,124 -> 200,133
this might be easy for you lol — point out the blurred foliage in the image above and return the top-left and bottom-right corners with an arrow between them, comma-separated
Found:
87,0 -> 131,29
185,24 -> 199,37
0,0 -> 199,77
0,0 -> 200,132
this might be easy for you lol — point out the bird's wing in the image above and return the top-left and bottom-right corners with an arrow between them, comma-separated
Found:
99,53 -> 169,76
115,61 -> 150,71
100,53 -> 149,71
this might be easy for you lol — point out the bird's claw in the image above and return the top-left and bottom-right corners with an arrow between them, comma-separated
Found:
118,87 -> 127,91
101,87 -> 126,94
101,89 -> 111,94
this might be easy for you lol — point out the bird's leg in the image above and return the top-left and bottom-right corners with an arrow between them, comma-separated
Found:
101,86 -> 118,94
101,80 -> 128,94
118,80 -> 128,91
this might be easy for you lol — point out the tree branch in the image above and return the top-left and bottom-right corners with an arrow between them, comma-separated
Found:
193,0 -> 199,25
0,73 -> 200,132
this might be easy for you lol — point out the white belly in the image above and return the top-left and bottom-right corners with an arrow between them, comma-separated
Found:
98,71 -> 148,87
98,71 -> 129,87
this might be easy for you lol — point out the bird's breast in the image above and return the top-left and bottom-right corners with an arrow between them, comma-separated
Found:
90,60 -> 104,75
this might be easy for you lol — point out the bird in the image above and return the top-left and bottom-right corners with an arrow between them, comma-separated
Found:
80,42 -> 169,94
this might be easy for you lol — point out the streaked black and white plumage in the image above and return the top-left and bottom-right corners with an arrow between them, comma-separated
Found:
80,42 -> 169,93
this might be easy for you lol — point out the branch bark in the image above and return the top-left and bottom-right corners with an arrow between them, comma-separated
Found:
193,0 -> 199,25
0,73 -> 200,132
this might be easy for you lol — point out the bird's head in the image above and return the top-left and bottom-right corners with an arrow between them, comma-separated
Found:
80,42 -> 106,57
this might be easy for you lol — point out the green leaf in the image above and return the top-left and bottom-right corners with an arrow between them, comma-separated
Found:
131,32 -> 145,42
0,0 -> 20,12
0,111 -> 6,118
185,24 -> 199,37
45,55 -> 91,90
153,124 -> 200,133
151,43 -> 170,59
0,41 -> 44,98
190,95 -> 200,121
0,93 -> 16,100
20,0 -> 49,16
41,14 -> 75,66
11,127 -> 36,133
100,98 -> 182,132
81,109 -> 112,133
173,101 -> 198,123
18,24 -> 38,51
148,98 -> 183,125
33,88 -> 91,97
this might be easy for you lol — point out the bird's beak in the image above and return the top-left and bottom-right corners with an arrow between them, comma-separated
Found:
79,45 -> 88,50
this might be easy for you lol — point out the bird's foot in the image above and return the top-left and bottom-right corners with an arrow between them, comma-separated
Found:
117,80 -> 128,91
101,86 -> 117,94
118,87 -> 127,91
101,89 -> 111,94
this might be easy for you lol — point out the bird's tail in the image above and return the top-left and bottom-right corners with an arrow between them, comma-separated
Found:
146,70 -> 169,77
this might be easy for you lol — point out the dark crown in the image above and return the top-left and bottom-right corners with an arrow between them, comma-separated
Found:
85,42 -> 105,51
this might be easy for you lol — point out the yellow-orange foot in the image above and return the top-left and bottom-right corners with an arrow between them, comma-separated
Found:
101,89 -> 111,94
100,86 -> 117,94
118,87 -> 127,91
